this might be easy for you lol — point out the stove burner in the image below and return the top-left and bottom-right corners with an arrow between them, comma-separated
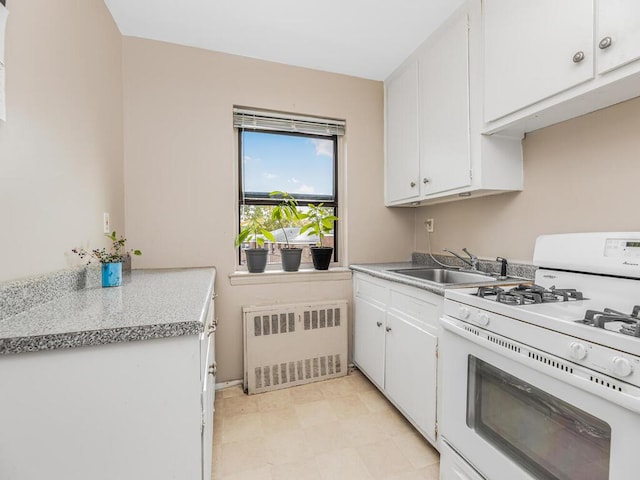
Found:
475,284 -> 584,305
477,286 -> 505,298
578,306 -> 640,337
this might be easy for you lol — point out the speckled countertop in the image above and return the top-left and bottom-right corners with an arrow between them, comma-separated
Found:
350,261 -> 533,296
0,268 -> 216,355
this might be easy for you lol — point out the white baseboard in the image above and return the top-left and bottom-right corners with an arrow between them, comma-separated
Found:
215,379 -> 243,391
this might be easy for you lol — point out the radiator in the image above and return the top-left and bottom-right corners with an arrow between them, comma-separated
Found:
243,300 -> 348,394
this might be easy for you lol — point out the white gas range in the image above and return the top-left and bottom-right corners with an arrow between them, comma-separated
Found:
438,232 -> 640,480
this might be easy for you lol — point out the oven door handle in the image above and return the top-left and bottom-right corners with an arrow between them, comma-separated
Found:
441,315 -> 640,414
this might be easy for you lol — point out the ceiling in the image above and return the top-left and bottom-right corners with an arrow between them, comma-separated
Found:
104,0 -> 466,81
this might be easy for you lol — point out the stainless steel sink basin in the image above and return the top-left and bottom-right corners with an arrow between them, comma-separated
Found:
389,268 -> 498,284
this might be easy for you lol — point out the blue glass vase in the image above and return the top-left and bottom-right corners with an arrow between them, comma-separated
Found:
101,262 -> 123,287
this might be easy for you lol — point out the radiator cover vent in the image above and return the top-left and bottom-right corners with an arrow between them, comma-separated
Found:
243,301 -> 348,394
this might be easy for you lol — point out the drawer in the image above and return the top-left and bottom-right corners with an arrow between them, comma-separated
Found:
354,274 -> 389,305
389,287 -> 441,331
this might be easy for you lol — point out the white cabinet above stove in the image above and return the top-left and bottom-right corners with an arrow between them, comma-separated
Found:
483,0 -> 640,136
384,1 -> 523,207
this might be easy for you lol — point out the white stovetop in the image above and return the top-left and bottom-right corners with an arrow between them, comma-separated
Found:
445,284 -> 640,357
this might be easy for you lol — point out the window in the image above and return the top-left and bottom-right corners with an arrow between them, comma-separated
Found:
234,108 -> 344,268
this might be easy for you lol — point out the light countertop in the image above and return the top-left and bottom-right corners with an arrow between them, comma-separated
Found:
0,268 -> 215,355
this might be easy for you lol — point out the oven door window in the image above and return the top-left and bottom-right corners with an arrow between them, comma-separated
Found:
467,356 -> 611,480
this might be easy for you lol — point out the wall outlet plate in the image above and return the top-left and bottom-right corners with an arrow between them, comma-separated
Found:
103,213 -> 110,234
425,218 -> 434,233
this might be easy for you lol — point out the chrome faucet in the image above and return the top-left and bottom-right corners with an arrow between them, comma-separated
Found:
443,248 -> 479,271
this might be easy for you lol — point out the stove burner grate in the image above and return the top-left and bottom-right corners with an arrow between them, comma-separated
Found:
578,306 -> 640,337
475,284 -> 584,305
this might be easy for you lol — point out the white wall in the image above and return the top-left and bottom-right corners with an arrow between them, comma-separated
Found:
121,37 -> 416,381
0,0 -> 124,282
415,96 -> 640,263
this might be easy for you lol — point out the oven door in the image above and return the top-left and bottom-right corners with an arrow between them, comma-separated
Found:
440,314 -> 640,480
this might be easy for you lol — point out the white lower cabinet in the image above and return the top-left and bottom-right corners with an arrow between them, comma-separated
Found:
0,300 -> 216,480
353,273 -> 441,446
201,299 -> 217,480
353,296 -> 386,389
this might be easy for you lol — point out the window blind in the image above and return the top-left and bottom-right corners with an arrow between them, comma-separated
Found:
233,107 -> 345,136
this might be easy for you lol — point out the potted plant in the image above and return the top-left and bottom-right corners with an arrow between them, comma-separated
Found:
235,207 -> 276,273
72,231 -> 142,287
299,203 -> 338,270
269,191 -> 303,272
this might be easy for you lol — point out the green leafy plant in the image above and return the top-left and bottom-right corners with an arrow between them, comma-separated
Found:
269,191 -> 301,248
72,231 -> 142,264
235,209 -> 276,248
299,203 -> 338,247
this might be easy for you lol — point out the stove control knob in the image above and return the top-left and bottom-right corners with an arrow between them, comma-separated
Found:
610,356 -> 633,377
476,312 -> 490,326
568,342 -> 587,361
459,307 -> 470,320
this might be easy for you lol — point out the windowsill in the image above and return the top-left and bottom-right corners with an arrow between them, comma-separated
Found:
228,267 -> 352,286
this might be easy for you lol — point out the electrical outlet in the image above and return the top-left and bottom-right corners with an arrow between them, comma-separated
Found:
103,213 -> 110,234
425,218 -> 434,233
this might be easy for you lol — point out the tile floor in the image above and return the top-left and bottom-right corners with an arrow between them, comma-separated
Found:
212,369 -> 440,480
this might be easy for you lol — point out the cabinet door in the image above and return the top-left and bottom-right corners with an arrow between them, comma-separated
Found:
384,311 -> 438,441
201,333 -> 215,480
385,60 -> 420,203
597,0 -> 640,74
483,0 -> 594,122
419,13 -> 471,196
353,297 -> 386,388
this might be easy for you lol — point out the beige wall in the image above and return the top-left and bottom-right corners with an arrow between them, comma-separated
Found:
0,0 -> 124,282
416,96 -> 640,263
121,37 -> 415,382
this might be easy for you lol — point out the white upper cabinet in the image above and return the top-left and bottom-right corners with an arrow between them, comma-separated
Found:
419,14 -> 471,196
385,61 -> 420,204
483,0 -> 640,134
597,0 -> 640,74
483,0 -> 595,123
384,1 -> 523,207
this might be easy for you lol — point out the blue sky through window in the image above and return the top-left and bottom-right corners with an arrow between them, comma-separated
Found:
242,131 -> 334,197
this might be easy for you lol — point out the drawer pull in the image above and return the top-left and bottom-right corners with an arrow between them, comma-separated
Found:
572,51 -> 585,63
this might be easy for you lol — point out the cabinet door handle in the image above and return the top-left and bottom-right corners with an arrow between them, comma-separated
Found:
572,51 -> 585,63
599,36 -> 612,50
410,181 -> 416,188
423,177 -> 430,184
376,321 -> 382,327
385,326 -> 392,332
208,362 -> 217,376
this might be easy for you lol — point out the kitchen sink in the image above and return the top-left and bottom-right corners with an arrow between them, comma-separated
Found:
389,268 -> 498,284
